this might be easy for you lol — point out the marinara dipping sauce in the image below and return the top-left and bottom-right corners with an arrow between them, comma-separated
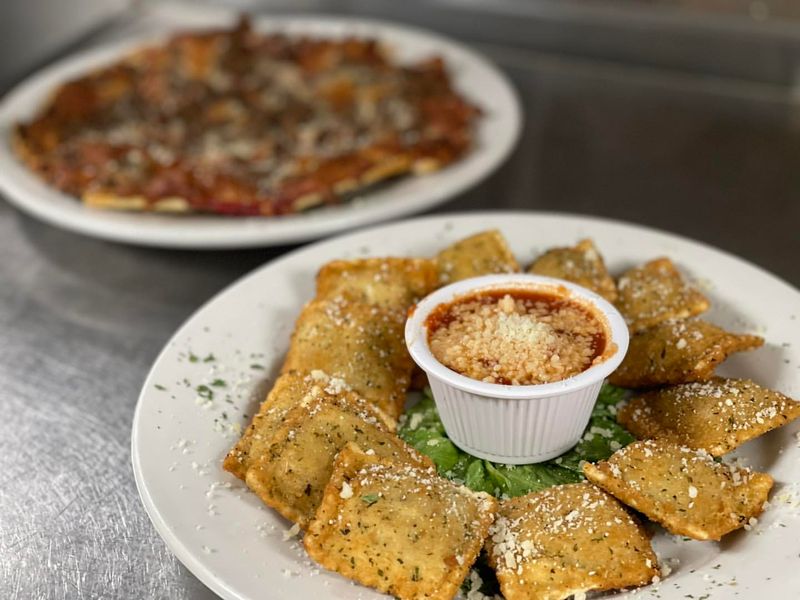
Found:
425,288 -> 609,385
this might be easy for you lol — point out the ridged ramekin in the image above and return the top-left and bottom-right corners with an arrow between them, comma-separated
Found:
405,274 -> 629,465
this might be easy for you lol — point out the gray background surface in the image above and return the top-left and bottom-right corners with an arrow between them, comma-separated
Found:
1,2 -> 799,599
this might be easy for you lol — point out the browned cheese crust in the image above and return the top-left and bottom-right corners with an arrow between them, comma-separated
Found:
14,18 -> 479,216
436,229 -> 520,284
527,238 -> 618,302
609,320 -> 763,388
304,444 -> 497,600
583,440 -> 773,541
245,400 -> 428,527
618,377 -> 800,456
615,258 -> 709,333
485,482 -> 658,600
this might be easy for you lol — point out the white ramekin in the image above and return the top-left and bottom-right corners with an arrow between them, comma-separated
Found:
405,273 -> 629,465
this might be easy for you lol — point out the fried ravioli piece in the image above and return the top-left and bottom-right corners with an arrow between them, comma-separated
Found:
609,320 -> 764,388
222,370 -> 394,480
316,257 -> 438,315
616,258 -> 709,332
486,483 -> 657,600
583,440 -> 773,541
246,401 -> 430,527
305,444 -> 496,600
282,296 -> 413,419
436,229 -> 520,284
527,239 -> 618,302
618,378 -> 800,456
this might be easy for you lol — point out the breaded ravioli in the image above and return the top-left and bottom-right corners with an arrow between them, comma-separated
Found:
609,320 -> 763,388
436,229 -> 520,284
304,444 -> 497,600
315,257 -> 438,316
486,482 -> 658,600
618,377 -> 800,456
616,258 -> 709,332
527,239 -> 618,302
245,399 -> 429,528
282,297 -> 413,419
223,370 -> 394,480
583,440 -> 773,541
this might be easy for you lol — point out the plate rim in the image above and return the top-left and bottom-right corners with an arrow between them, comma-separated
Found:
0,13 -> 522,249
131,210 -> 800,600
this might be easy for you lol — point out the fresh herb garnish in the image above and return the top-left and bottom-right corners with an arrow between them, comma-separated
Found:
250,364 -> 264,370
154,384 -> 167,391
196,385 -> 214,400
361,493 -> 380,506
203,353 -> 216,363
211,379 -> 227,387
188,352 -> 199,363
399,384 -> 633,498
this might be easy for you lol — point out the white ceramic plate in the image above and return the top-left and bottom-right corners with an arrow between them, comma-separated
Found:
0,13 -> 521,249
132,212 -> 800,599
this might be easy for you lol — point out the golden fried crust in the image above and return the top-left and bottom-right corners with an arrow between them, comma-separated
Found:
608,320 -> 763,388
304,444 -> 497,600
222,370 -> 395,480
616,258 -> 710,333
617,378 -> 800,456
281,297 -> 413,419
222,371 -> 306,480
527,239 -> 618,302
486,483 -> 657,600
583,440 -> 773,541
436,229 -> 520,284
315,257 -> 438,315
245,401 -> 429,528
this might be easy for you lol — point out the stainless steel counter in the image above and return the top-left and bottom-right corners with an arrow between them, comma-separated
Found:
1,3 -> 799,599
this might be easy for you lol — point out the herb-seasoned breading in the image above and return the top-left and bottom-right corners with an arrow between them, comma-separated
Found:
486,482 -> 658,600
609,320 -> 763,388
436,229 -> 519,284
527,239 -> 617,302
617,377 -> 800,456
304,444 -> 496,600
315,257 -> 438,316
615,258 -> 709,332
583,440 -> 773,541
223,370 -> 395,480
282,297 -> 413,419
246,400 -> 429,527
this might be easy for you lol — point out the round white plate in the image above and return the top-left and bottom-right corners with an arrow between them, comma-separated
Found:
0,15 -> 520,249
132,212 -> 800,599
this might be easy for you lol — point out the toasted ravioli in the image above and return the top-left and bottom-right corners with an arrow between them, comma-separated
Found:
609,320 -> 763,388
618,378 -> 800,456
282,297 -> 413,419
616,258 -> 709,332
222,370 -> 394,480
436,229 -> 520,284
527,239 -> 617,302
583,440 -> 773,541
316,257 -> 438,315
246,401 -> 429,527
304,444 -> 497,600
486,483 -> 657,600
